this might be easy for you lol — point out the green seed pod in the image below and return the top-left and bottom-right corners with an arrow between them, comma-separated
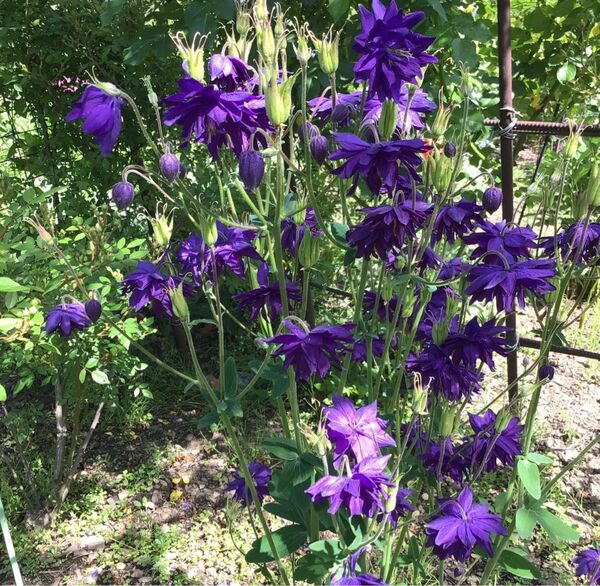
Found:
298,230 -> 321,268
440,407 -> 455,438
412,373 -> 428,416
378,99 -> 398,141
150,207 -> 173,248
312,28 -> 339,75
494,408 -> 512,434
169,283 -> 190,323
585,161 -> 600,207
199,216 -> 219,248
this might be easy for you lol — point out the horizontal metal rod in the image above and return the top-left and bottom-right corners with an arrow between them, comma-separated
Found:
484,118 -> 600,137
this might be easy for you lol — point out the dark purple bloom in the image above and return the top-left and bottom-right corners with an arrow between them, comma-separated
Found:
163,78 -> 269,159
352,335 -> 386,363
160,153 -> 180,182
432,200 -> 484,245
386,487 -> 415,528
352,1 -> 437,101
263,321 -> 355,381
573,548 -> 600,585
541,221 -> 600,264
442,317 -> 510,370
177,224 -> 262,282
324,395 -> 396,469
463,410 -> 523,474
331,547 -> 389,585
425,486 -> 507,562
84,299 -> 102,323
438,257 -> 468,280
363,291 -> 400,321
66,85 -> 124,156
419,438 -> 465,483
444,143 -> 457,157
462,220 -> 539,263
233,263 -> 301,322
310,134 -> 329,164
406,344 -> 482,402
347,200 -> 432,259
538,364 -> 555,381
239,149 -> 265,192
111,181 -> 135,210
330,132 -> 430,194
226,460 -> 271,506
122,260 -> 194,317
280,208 -> 323,255
208,54 -> 255,92
482,187 -> 503,213
306,455 -> 393,518
45,303 -> 91,337
465,259 -> 557,313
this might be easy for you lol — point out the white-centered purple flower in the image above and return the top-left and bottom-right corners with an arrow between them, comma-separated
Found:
352,0 -> 437,102
425,486 -> 507,562
66,85 -> 124,156
263,320 -> 355,382
45,302 -> 91,337
324,394 -> 396,469
306,454 -> 393,518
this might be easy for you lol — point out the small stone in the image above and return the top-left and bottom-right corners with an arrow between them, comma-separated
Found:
151,490 -> 165,505
118,489 -> 129,500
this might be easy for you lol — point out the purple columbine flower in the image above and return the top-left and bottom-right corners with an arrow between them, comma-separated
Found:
330,548 -> 389,585
425,486 -> 507,562
65,85 -> 124,156
208,54 -> 255,92
263,321 -> 355,381
432,200 -> 484,245
465,258 -> 557,313
573,548 -> 600,585
226,460 -> 271,506
233,263 -> 301,322
162,78 -> 269,159
324,395 -> 396,469
352,335 -> 386,363
541,221 -> 600,264
347,200 -> 432,259
462,220 -> 539,263
363,291 -> 400,321
45,302 -> 91,337
438,257 -> 468,280
442,317 -> 510,370
280,208 -> 323,255
177,224 -> 262,283
385,488 -> 415,528
122,260 -> 194,317
330,132 -> 430,194
419,438 -> 465,483
406,344 -> 482,402
463,410 -> 523,474
352,0 -> 437,102
306,455 -> 393,518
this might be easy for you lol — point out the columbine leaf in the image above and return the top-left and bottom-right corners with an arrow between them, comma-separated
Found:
515,508 -> 537,539
518,458 -> 541,499
535,508 -> 580,544
498,548 -> 540,580
245,525 -> 307,563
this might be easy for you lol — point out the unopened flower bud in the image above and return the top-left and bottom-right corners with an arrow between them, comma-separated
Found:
378,99 -> 398,141
199,216 -> 219,248
298,121 -> 318,143
309,134 -> 329,165
160,153 -> 181,182
111,181 -> 134,210
239,149 -> 265,192
538,364 -> 555,382
584,161 -> 600,207
84,298 -> 102,323
444,142 -> 457,157
298,231 -> 321,268
482,186 -> 503,214
26,217 -> 54,245
169,282 -> 190,323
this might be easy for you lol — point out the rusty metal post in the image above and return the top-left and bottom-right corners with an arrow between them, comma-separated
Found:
497,0 -> 519,404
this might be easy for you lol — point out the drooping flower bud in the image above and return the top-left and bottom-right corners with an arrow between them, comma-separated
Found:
298,230 -> 321,268
298,121 -> 318,143
111,181 -> 135,210
199,216 -> 219,248
482,186 -> 503,214
378,99 -> 398,141
584,161 -> 600,208
25,216 -> 54,246
239,149 -> 265,192
538,364 -> 555,382
331,103 -> 351,125
84,298 -> 102,323
169,282 -> 190,323
171,31 -> 207,83
309,134 -> 329,165
444,142 -> 457,157
160,153 -> 180,182
311,28 -> 339,75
